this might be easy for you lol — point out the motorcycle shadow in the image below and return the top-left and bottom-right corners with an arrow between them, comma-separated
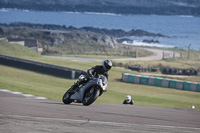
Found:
40,101 -> 63,105
41,101 -> 84,106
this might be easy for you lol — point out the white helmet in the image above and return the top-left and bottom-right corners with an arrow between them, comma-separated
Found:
126,95 -> 131,103
102,59 -> 112,72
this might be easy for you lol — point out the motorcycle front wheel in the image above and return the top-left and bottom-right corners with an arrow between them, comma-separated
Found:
83,87 -> 100,106
62,90 -> 73,104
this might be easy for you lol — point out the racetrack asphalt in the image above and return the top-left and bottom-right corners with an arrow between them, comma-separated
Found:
0,91 -> 200,133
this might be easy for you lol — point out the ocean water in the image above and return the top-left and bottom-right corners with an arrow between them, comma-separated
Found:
0,8 -> 200,50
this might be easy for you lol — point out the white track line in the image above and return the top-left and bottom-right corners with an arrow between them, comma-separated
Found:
0,89 -> 47,99
0,114 -> 200,130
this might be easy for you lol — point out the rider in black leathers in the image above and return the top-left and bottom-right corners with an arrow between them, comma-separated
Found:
69,59 -> 112,92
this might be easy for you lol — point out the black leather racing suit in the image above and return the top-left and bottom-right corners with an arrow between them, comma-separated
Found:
87,65 -> 109,79
123,100 -> 134,105
70,65 -> 109,90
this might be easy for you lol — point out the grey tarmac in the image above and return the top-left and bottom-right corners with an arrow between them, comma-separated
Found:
0,91 -> 200,133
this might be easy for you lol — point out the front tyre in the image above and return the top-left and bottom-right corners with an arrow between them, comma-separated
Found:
62,90 -> 73,104
83,87 -> 100,106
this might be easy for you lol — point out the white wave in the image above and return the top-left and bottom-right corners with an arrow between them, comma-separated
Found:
63,11 -> 121,16
23,9 -> 30,12
122,40 -> 174,48
0,8 -> 30,12
82,11 -> 121,16
0,8 -> 9,12
0,8 -> 120,16
178,15 -> 194,18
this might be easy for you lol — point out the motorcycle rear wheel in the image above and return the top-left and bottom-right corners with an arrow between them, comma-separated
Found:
83,87 -> 100,106
62,90 -> 73,104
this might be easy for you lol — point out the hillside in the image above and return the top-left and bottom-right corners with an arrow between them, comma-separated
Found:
0,40 -> 41,57
0,25 -> 119,56
0,23 -> 157,57
0,0 -> 200,16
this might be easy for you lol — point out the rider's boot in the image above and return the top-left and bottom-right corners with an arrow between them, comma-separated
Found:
69,81 -> 80,94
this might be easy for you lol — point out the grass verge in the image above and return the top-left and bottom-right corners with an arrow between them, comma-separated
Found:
1,65 -> 200,109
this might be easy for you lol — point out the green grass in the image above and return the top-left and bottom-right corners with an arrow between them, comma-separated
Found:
1,40 -> 200,109
0,65 -> 73,100
113,47 -> 200,69
1,64 -> 200,109
0,40 -> 41,58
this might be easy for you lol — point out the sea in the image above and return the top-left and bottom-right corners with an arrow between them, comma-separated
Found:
0,8 -> 200,50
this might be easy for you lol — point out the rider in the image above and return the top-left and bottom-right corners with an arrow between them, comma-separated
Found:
69,59 -> 112,93
123,95 -> 134,105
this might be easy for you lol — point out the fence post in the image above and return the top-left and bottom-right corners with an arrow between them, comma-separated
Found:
173,52 -> 175,58
188,44 -> 192,59
135,49 -> 138,58
71,71 -> 75,79
162,51 -> 165,59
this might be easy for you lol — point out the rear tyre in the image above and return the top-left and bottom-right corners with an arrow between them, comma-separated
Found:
83,87 -> 100,106
62,90 -> 73,104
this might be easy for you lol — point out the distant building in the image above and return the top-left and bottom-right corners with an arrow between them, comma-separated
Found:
7,37 -> 43,54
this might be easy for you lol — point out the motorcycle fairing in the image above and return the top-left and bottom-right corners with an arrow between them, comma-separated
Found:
70,78 -> 100,101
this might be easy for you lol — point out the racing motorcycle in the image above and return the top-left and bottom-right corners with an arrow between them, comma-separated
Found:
62,74 -> 108,106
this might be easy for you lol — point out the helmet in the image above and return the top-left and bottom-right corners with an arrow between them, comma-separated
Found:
78,75 -> 85,81
102,59 -> 112,72
125,95 -> 131,103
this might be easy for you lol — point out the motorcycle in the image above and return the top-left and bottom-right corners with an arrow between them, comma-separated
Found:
62,74 -> 108,106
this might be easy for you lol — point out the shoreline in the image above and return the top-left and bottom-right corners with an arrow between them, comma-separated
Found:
1,22 -> 199,51
1,9 -> 200,50
0,8 -> 199,18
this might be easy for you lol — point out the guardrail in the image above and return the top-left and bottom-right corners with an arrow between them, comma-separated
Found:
0,54 -> 87,79
128,66 -> 158,72
161,68 -> 200,76
122,73 -> 200,92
